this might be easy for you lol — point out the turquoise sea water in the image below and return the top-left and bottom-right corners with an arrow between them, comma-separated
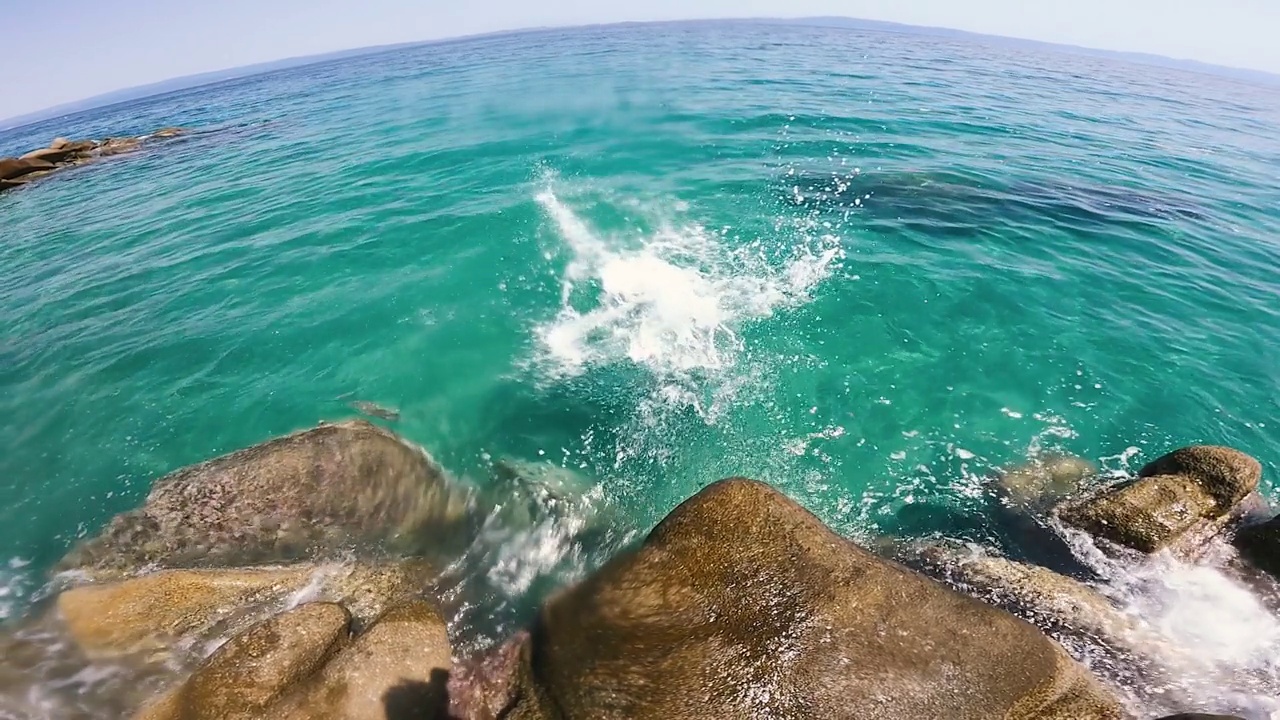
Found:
3,20 -> 1280,655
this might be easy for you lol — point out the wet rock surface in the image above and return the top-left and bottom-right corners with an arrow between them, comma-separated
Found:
57,420 -> 476,574
3,429 -> 1275,719
503,477 -> 1123,720
55,560 -> 434,663
1058,446 -> 1261,555
135,602 -> 352,720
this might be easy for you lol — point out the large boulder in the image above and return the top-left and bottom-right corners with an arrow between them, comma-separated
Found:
1058,446 -> 1260,554
56,560 -> 433,663
1233,515 -> 1280,579
58,421 -> 476,574
504,478 -> 1123,720
279,600 -> 452,720
135,602 -> 350,720
20,146 -> 76,163
0,157 -> 55,180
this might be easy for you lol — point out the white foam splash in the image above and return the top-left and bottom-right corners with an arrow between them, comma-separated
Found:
533,186 -> 842,385
1060,526 -> 1280,718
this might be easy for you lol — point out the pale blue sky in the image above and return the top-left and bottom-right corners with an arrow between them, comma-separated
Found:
3,0 -> 1278,119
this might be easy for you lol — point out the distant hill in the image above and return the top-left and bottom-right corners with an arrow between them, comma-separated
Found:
773,17 -> 1280,87
5,17 -> 1277,130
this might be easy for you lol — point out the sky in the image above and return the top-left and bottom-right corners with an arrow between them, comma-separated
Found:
2,0 -> 1279,119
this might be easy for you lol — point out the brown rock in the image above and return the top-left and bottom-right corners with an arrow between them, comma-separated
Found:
152,127 -> 186,138
1138,446 -> 1261,509
134,602 -> 350,720
0,157 -> 55,180
56,560 -> 433,662
50,137 -> 71,150
281,600 -> 452,720
64,139 -> 98,154
996,454 -> 1097,510
505,478 -> 1123,720
1059,446 -> 1262,554
449,634 -> 526,720
58,420 -> 476,573
95,137 -> 143,157
20,146 -> 76,163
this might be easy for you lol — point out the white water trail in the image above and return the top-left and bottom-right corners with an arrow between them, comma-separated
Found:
1061,527 -> 1280,719
532,184 -> 842,422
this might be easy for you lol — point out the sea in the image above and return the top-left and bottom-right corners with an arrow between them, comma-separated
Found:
2,20 -> 1279,718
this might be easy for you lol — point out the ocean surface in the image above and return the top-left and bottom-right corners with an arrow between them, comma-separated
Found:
2,20 -> 1280,717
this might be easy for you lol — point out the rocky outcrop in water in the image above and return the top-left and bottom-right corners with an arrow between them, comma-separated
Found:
1057,446 -> 1260,555
56,561 -> 434,663
500,477 -> 1123,720
137,599 -> 452,720
0,130 -> 186,193
57,420 -> 476,574
6,425 -> 1274,720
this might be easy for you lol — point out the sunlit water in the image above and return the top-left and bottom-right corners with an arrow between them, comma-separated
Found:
3,20 -> 1280,718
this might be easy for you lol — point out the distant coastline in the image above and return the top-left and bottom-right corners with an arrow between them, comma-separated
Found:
4,16 -> 1278,132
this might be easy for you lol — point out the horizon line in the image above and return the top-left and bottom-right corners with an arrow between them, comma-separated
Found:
4,15 -> 1278,131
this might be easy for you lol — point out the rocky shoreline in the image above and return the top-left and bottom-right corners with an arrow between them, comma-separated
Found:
0,129 -> 185,192
1,419 -> 1276,719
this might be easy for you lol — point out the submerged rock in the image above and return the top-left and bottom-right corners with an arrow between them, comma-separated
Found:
1058,446 -> 1260,554
485,457 -> 607,532
135,602 -> 351,720
55,561 -> 433,663
995,454 -> 1098,511
58,420 -> 476,574
503,477 -> 1123,720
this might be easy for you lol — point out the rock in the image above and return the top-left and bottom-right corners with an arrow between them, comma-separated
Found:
1137,447 -> 1261,507
95,137 -> 142,156
1058,446 -> 1261,554
996,454 -> 1098,511
135,602 -> 350,720
64,139 -> 98,154
58,420 -> 476,573
280,600 -> 452,720
20,146 -> 76,163
908,545 -> 1138,640
504,478 -> 1124,720
1233,515 -> 1280,579
152,127 -> 185,138
448,634 -> 525,720
1152,715 -> 1248,719
0,157 -> 55,180
51,137 -> 71,150
56,560 -> 433,662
